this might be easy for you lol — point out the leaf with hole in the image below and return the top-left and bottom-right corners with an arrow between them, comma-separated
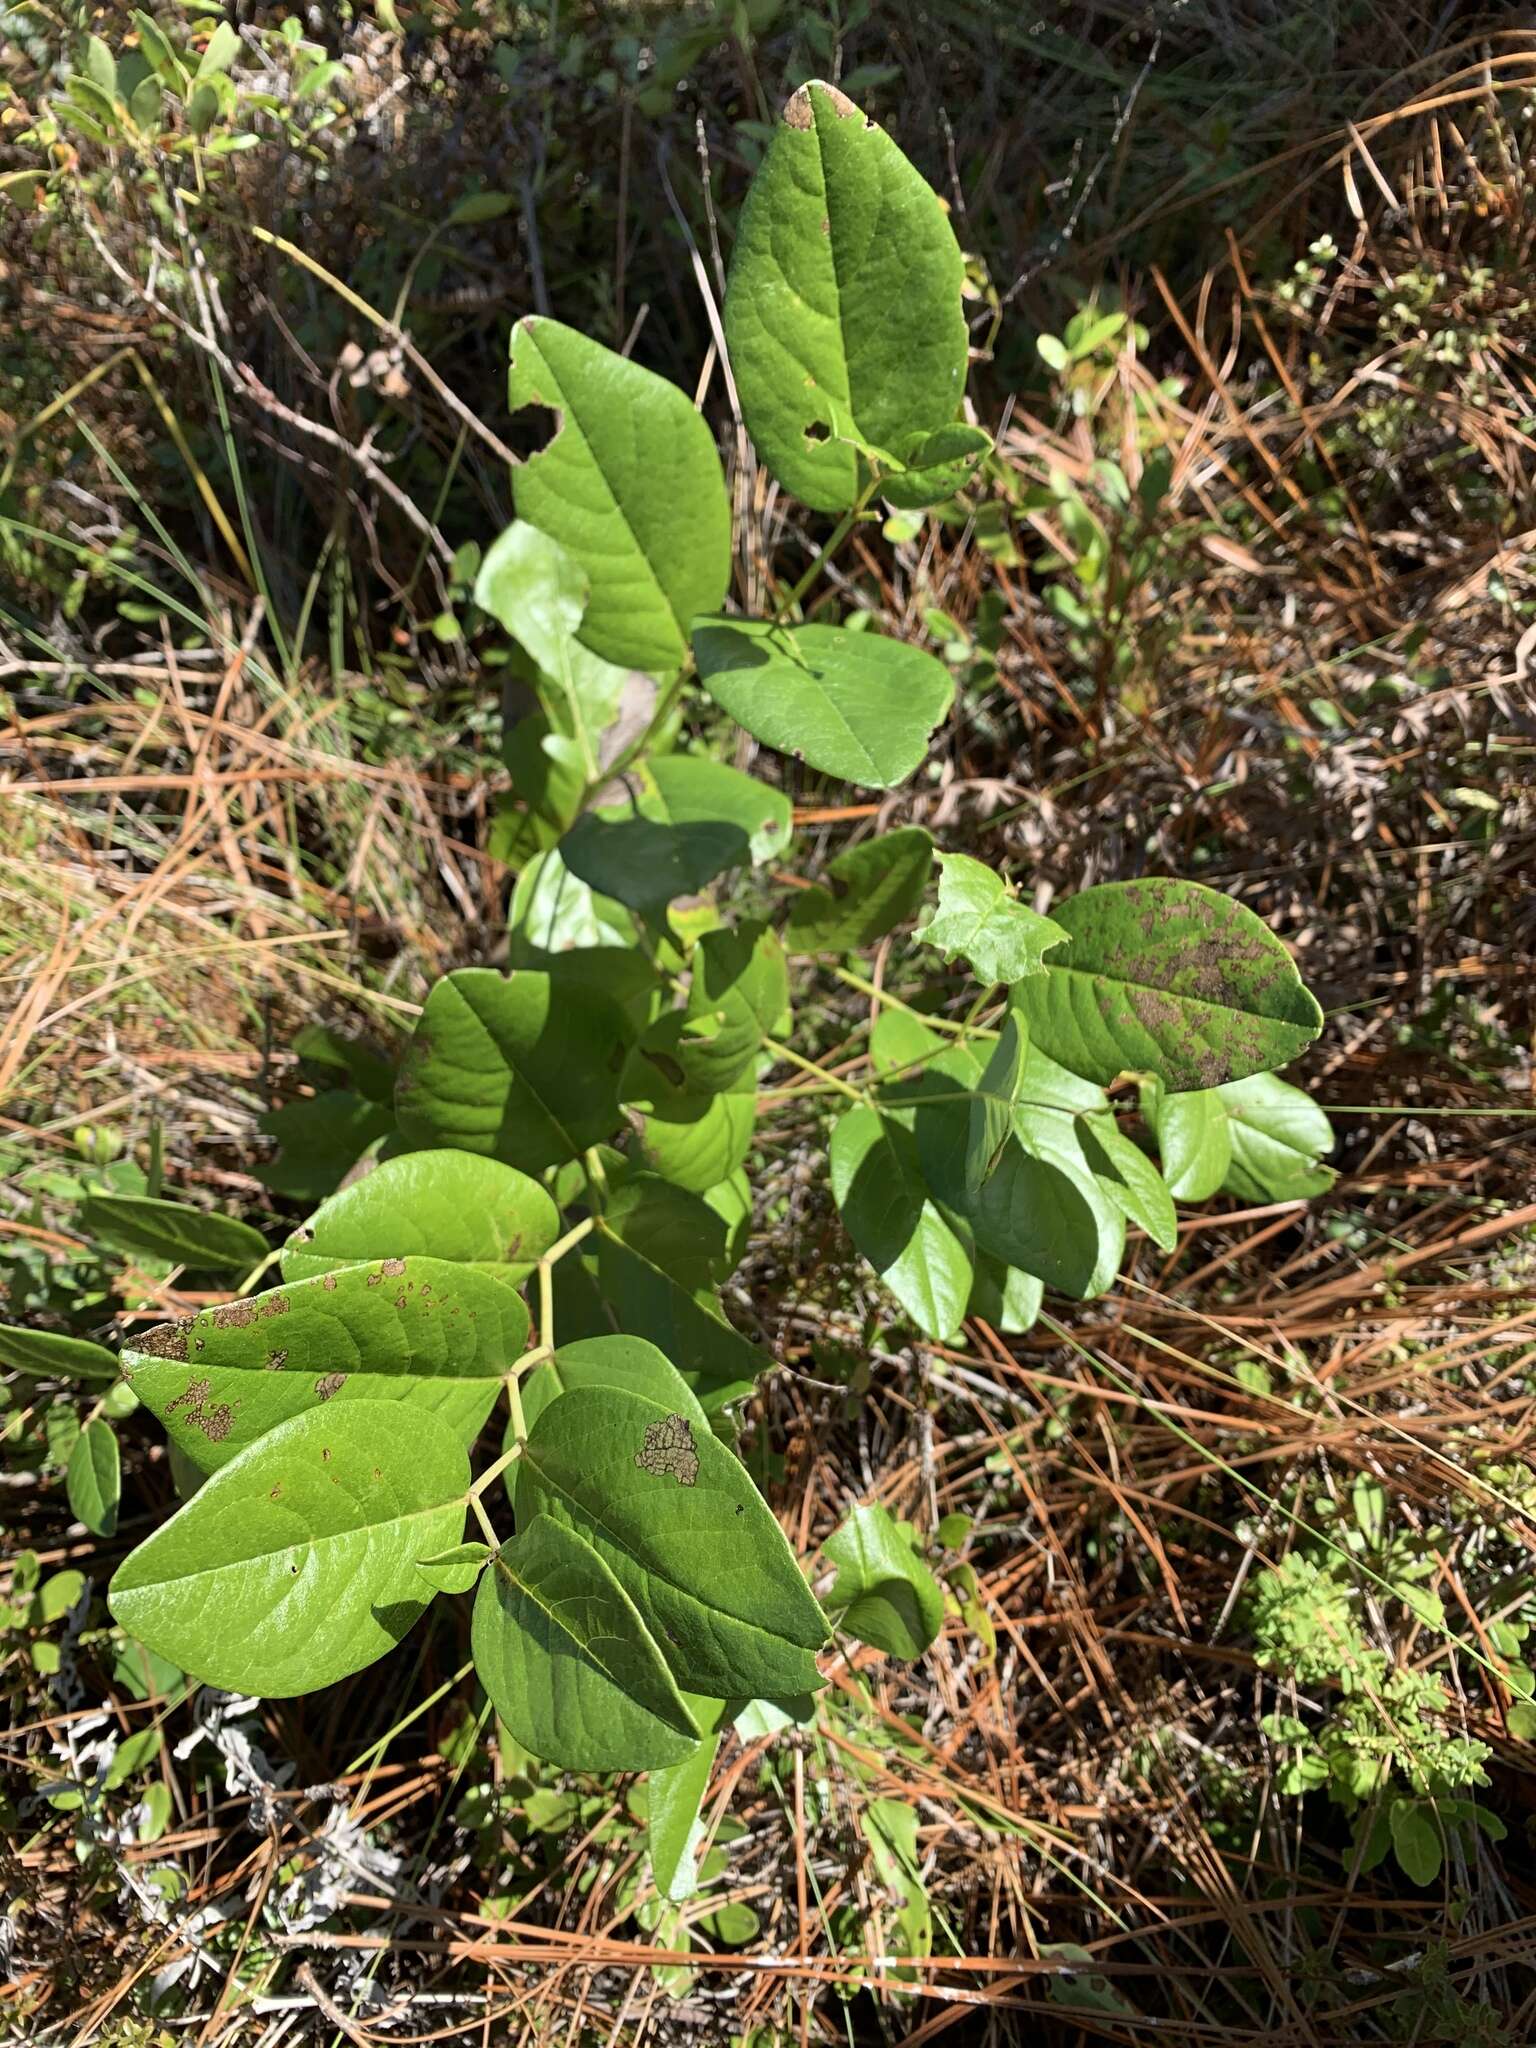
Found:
67,1419 -> 120,1538
396,969 -> 631,1171
507,318 -> 730,672
916,854 -> 1068,986
1009,879 -> 1322,1092
783,828 -> 933,954
723,81 -> 968,512
829,1106 -> 972,1343
80,1196 -> 267,1274
473,1514 -> 700,1772
825,1503 -> 943,1659
282,1151 -> 558,1284
693,619 -> 953,790
515,1387 -> 829,1696
108,1404 -> 469,1697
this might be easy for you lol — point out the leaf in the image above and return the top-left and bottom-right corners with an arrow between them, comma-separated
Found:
66,1419 -> 120,1538
968,1105 -> 1126,1300
108,1404 -> 470,1696
723,80 -> 968,513
415,1541 -> 491,1593
123,1254 -> 525,1428
473,519 -> 629,736
515,1387 -> 829,1696
824,1503 -> 943,1659
965,1014 -> 1028,1191
784,828 -> 934,955
916,853 -> 1068,985
473,1514 -> 700,1772
560,810 -> 749,915
627,922 -> 787,1109
1075,1115 -> 1177,1251
448,190 -> 514,224
507,318 -> 730,672
880,423 -> 992,511
1009,879 -> 1323,1092
647,754 -> 792,866
0,1324 -> 119,1382
255,1090 -> 393,1203
860,1799 -> 933,1961
80,1195 -> 267,1274
1390,1798 -> 1443,1888
649,1703 -> 725,1901
692,619 -> 952,790
520,1335 -> 710,1443
1217,1071 -> 1336,1202
282,1150 -> 558,1284
603,1176 -> 735,1293
508,846 -> 640,964
829,1107 -> 972,1343
396,969 -> 631,1172
632,1088 -> 756,1195
195,20 -> 240,78
594,1231 -> 764,1410
967,1255 -> 1043,1334
1141,1081 -> 1231,1201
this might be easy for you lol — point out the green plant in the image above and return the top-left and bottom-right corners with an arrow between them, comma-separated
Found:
8,82 -> 1331,1897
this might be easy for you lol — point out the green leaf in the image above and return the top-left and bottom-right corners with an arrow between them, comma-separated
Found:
473,1514 -> 700,1772
916,854 -> 1068,985
632,1089 -> 755,1195
515,1387 -> 829,1696
473,519 -> 629,737
0,1324 -> 119,1382
1216,1071 -> 1336,1202
593,1232 -> 764,1410
723,80 -> 967,513
860,1798 -> 933,1960
108,1404 -> 469,1696
507,318 -> 730,672
195,19 -> 240,78
519,1335 -> 710,1443
396,969 -> 631,1171
965,1013 -> 1028,1191
1390,1798 -> 1443,1888
1009,879 -> 1323,1092
784,828 -> 933,954
692,620 -> 953,791
255,1090 -> 393,1203
415,1541 -> 491,1594
829,1107 -> 972,1342
648,754 -> 792,866
80,1195 -> 267,1274
66,1419 -> 120,1538
282,1150 -> 558,1283
604,1176 -> 735,1293
880,423 -> 992,511
122,1259 -> 521,1471
648,1703 -> 725,1902
824,1503 -> 943,1659
627,922 -> 787,1108
508,847 -> 641,964
560,809 -> 749,915
968,1105 -> 1126,1299
967,1255 -> 1043,1334
1141,1080 -> 1231,1201
82,33 -> 118,97
1074,1115 -> 1177,1251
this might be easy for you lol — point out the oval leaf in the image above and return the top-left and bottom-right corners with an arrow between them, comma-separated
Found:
1218,1071 -> 1336,1203
784,828 -> 933,955
824,1502 -> 943,1659
0,1324 -> 119,1383
282,1150 -> 558,1283
473,1513 -> 701,1772
1010,879 -> 1323,1091
693,620 -> 952,791
80,1195 -> 267,1274
108,1404 -> 470,1696
515,1387 -> 830,1697
67,1418 -> 120,1538
1140,1080 -> 1231,1202
632,1088 -> 755,1195
829,1106 -> 972,1343
723,81 -> 967,512
648,754 -> 792,866
508,318 -> 730,672
396,969 -> 631,1172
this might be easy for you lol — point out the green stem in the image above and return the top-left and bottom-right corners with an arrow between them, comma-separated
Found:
761,1036 -> 871,1106
470,1437 -> 525,1501
773,475 -> 880,623
833,967 -> 1000,1040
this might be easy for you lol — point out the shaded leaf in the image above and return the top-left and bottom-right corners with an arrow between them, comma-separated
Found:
829,1107 -> 972,1343
0,1324 -> 119,1383
255,1090 -> 393,1204
80,1195 -> 267,1274
631,1088 -> 755,1195
784,828 -> 933,954
648,754 -> 792,866
561,809 -> 749,914
67,1419 -> 120,1538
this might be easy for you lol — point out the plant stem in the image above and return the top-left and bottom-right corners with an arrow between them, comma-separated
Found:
833,967 -> 1000,1039
470,1437 -> 525,1500
761,1036 -> 871,1106
773,475 -> 880,622
468,1491 -> 499,1546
